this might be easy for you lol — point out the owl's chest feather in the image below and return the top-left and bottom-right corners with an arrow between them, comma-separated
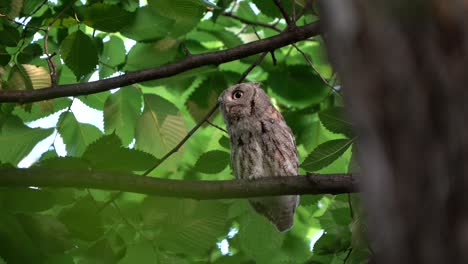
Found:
229,118 -> 294,179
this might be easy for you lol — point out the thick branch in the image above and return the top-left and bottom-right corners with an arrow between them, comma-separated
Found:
0,22 -> 321,103
0,168 -> 357,199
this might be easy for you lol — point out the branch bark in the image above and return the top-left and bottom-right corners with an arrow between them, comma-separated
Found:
0,168 -> 357,199
0,22 -> 321,103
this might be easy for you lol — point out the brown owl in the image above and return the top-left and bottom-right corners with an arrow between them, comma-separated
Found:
218,82 -> 299,232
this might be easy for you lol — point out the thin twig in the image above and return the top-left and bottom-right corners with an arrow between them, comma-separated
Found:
292,0 -> 297,22
222,12 -> 281,32
237,52 -> 269,83
44,0 -> 78,86
291,43 -> 342,96
29,0 -> 49,17
296,0 -> 314,21
343,248 -> 353,263
206,120 -> 227,133
143,104 -> 219,176
348,193 -> 354,219
274,0 -> 294,27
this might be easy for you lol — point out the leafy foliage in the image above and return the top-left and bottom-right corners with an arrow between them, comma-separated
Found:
0,0 -> 366,263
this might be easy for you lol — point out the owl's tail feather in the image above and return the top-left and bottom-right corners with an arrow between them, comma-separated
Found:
250,195 -> 299,232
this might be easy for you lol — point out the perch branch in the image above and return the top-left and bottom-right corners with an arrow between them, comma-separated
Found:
0,168 -> 358,199
0,22 -> 321,103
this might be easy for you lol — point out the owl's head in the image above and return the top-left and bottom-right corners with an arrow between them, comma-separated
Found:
218,82 -> 272,121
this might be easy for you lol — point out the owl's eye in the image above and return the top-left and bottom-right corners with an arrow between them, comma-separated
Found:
232,90 -> 243,99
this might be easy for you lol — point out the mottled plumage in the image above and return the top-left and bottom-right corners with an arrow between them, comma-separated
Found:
218,82 -> 299,232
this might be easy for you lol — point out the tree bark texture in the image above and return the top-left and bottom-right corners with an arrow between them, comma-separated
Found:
320,1 -> 468,263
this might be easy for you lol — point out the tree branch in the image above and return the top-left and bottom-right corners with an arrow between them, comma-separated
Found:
0,22 -> 321,103
0,168 -> 357,199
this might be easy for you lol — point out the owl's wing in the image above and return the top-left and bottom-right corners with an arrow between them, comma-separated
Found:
262,118 -> 299,177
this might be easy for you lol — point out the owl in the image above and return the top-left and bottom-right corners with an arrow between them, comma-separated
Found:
218,82 -> 299,232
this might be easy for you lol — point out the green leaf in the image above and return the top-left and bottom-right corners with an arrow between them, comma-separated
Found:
313,233 -> 349,255
301,138 -> 353,172
218,135 -> 230,149
238,210 -> 285,262
60,30 -> 98,79
104,87 -> 141,145
17,43 -> 42,64
1,188 -> 55,213
82,133 -> 157,172
0,46 -> 11,66
0,212 -> 43,263
58,195 -> 104,241
0,116 -> 53,165
148,0 -> 205,37
186,71 -> 239,122
135,94 -> 187,159
0,24 -> 20,47
119,242 -> 158,264
120,6 -> 174,42
99,36 -> 126,79
35,156 -> 91,170
252,0 -> 300,19
194,150 -> 230,174
57,112 -> 102,157
16,213 -> 73,255
21,0 -> 44,15
124,40 -> 180,71
13,97 -> 71,122
82,3 -> 135,32
142,197 -> 229,256
318,107 -> 354,137
268,65 -> 329,108
7,64 -> 51,90
78,92 -> 110,110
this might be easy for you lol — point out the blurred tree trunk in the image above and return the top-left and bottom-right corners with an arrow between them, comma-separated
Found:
319,1 -> 468,263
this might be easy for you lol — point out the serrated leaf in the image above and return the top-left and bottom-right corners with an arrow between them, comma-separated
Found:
17,43 -> 43,64
124,39 -> 179,71
35,156 -> 91,170
82,133 -> 157,172
148,0 -> 205,37
301,139 -> 353,172
104,87 -> 141,145
142,197 -> 229,256
120,6 -> 174,42
135,94 -> 186,159
82,3 -> 135,32
78,91 -> 110,110
318,107 -> 354,137
0,116 -> 53,165
7,64 -> 51,90
57,112 -> 102,157
60,30 -> 98,79
194,150 -> 230,174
